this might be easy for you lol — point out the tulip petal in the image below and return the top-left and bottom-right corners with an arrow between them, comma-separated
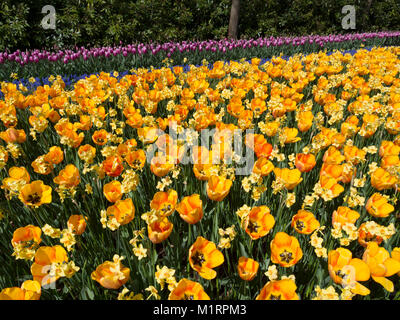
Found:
383,258 -> 400,277
351,282 -> 370,296
372,276 -> 394,292
350,258 -> 370,281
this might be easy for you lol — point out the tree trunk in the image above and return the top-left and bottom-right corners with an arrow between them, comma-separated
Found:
228,0 -> 240,39
362,0 -> 374,30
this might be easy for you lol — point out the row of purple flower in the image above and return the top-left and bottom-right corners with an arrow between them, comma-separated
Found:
1,31 -> 399,66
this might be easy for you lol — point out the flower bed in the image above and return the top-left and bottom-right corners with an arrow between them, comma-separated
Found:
0,46 -> 400,300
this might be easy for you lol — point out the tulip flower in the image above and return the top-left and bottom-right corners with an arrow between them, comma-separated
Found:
106,198 -> 135,226
189,236 -> 224,280
102,155 -> 124,177
273,168 -> 303,190
1,166 -> 30,193
53,164 -> 80,188
67,215 -> 87,235
150,154 -> 175,177
363,242 -> 400,292
328,247 -> 370,295
92,129 -> 108,145
295,153 -> 316,172
291,210 -> 320,234
270,232 -> 303,267
168,279 -> 210,300
206,175 -> 232,201
365,193 -> 394,218
148,217 -> 173,244
256,279 -> 299,300
31,245 -> 68,286
252,157 -> 274,176
0,280 -> 41,300
237,257 -> 259,281
176,194 -> 203,224
91,255 -> 130,290
19,180 -> 52,207
150,189 -> 178,217
103,180 -> 123,203
371,167 -> 398,190
332,206 -> 360,227
244,205 -> 275,240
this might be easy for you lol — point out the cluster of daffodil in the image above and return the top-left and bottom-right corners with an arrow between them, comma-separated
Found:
0,46 -> 400,300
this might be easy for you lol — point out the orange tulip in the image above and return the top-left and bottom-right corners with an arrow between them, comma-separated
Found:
0,128 -> 26,144
189,236 -> 224,280
168,279 -> 210,300
137,126 -> 159,144
343,145 -> 366,165
291,210 -> 320,235
206,175 -> 232,201
297,110 -> 313,132
103,180 -> 123,203
193,163 -> 213,181
281,127 -> 301,144
77,114 -> 92,131
91,255 -> 130,289
391,248 -> 400,276
365,193 -> 394,218
19,180 -> 52,207
295,153 -> 316,172
67,215 -> 87,235
332,206 -> 360,227
53,164 -> 80,188
150,189 -> 178,217
370,167 -> 398,190
150,154 -> 175,177
106,198 -> 135,226
44,146 -> 64,165
362,242 -> 400,292
379,140 -> 400,157
237,257 -> 259,281
319,176 -> 344,198
270,232 -> 303,267
323,146 -> 345,164
328,247 -> 370,295
0,280 -> 41,300
11,225 -> 42,249
148,217 -> 173,244
125,149 -> 146,170
92,129 -> 108,146
273,168 -> 303,190
381,155 -> 400,169
252,157 -> 274,176
256,279 -> 299,300
361,113 -> 379,138
102,155 -> 124,177
244,206 -> 275,240
31,245 -> 68,286
125,109 -> 144,128
176,194 -> 203,224
262,121 -> 280,137
1,166 -> 30,193
31,155 -> 53,175
245,134 -> 273,159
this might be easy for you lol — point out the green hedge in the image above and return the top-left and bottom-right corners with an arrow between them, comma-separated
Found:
1,0 -> 400,51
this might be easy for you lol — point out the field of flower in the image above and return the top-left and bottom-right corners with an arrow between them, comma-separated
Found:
0,40 -> 400,300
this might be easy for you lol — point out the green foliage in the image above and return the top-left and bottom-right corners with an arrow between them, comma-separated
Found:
0,0 -> 399,51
